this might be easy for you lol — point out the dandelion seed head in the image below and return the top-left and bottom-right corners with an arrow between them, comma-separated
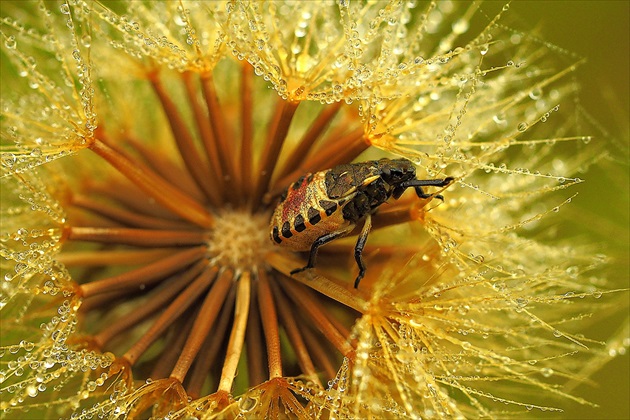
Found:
1,1 -> 627,419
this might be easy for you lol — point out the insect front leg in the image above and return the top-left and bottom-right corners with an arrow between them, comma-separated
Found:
401,177 -> 454,200
353,213 -> 372,289
290,227 -> 353,277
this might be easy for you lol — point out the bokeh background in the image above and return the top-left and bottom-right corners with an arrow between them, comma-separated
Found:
513,2 -> 629,419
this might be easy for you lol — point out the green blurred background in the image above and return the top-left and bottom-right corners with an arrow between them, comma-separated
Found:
514,2 -> 629,419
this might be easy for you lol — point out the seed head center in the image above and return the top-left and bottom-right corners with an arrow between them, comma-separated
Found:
207,210 -> 271,271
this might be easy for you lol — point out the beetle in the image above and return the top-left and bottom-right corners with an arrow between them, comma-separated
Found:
269,158 -> 453,288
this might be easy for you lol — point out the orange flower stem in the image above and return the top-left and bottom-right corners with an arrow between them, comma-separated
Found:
90,138 -> 214,228
87,180 -> 183,220
200,72 -> 240,204
58,248 -> 176,267
94,260 -> 207,348
217,272 -> 251,393
149,74 -> 218,205
268,128 -> 367,198
250,99 -> 300,211
300,324 -> 338,380
257,269 -> 283,379
125,136 -> 206,203
122,266 -> 218,366
79,289 -> 129,313
186,286 -> 237,400
150,311 -> 197,380
79,246 -> 207,298
370,204 -> 415,230
319,242 -> 430,261
278,101 -> 342,178
170,269 -> 235,382
240,63 -> 254,202
306,126 -> 368,167
68,227 -> 207,247
266,251 -> 367,313
245,280 -> 267,387
270,278 -> 321,386
71,194 -> 193,230
281,277 -> 353,357
181,71 -> 224,207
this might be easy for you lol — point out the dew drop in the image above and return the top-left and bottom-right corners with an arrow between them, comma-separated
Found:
26,385 -> 38,398
517,122 -> 529,132
529,87 -> 542,100
540,367 -> 554,377
4,35 -> 16,49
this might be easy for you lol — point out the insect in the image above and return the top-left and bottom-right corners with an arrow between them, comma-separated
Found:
269,158 -> 453,288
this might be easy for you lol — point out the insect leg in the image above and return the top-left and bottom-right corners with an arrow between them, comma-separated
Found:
353,214 -> 372,289
290,227 -> 353,276
400,177 -> 454,200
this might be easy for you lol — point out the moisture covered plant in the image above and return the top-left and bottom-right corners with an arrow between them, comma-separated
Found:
1,1 -> 627,419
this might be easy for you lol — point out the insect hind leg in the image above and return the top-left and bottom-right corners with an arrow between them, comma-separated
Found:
290,228 -> 353,277
353,214 -> 372,288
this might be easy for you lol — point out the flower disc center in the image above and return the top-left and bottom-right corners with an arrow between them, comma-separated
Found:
207,210 -> 272,271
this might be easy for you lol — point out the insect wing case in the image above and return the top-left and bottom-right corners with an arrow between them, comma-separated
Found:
270,171 -> 353,251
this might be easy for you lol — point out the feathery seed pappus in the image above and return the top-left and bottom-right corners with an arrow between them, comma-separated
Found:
270,158 -> 453,288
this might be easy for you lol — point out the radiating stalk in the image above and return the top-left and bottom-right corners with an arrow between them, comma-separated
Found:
278,101 -> 342,178
126,136 -> 205,202
246,280 -> 267,387
71,195 -> 192,230
90,138 -> 214,228
68,227 -> 207,247
94,260 -> 207,348
270,277 -> 320,385
200,72 -> 240,203
266,251 -> 367,313
240,63 -> 254,201
58,248 -> 176,267
149,311 -> 197,380
122,266 -> 218,366
282,278 -> 353,357
268,127 -> 367,198
186,286 -> 237,400
170,269 -> 234,382
257,269 -> 282,379
79,246 -> 207,298
301,324 -> 338,380
150,75 -> 218,204
87,180 -> 182,220
217,272 -> 251,393
181,71 -> 224,206
250,99 -> 300,210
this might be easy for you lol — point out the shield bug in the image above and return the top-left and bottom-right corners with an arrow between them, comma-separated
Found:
269,158 -> 453,288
